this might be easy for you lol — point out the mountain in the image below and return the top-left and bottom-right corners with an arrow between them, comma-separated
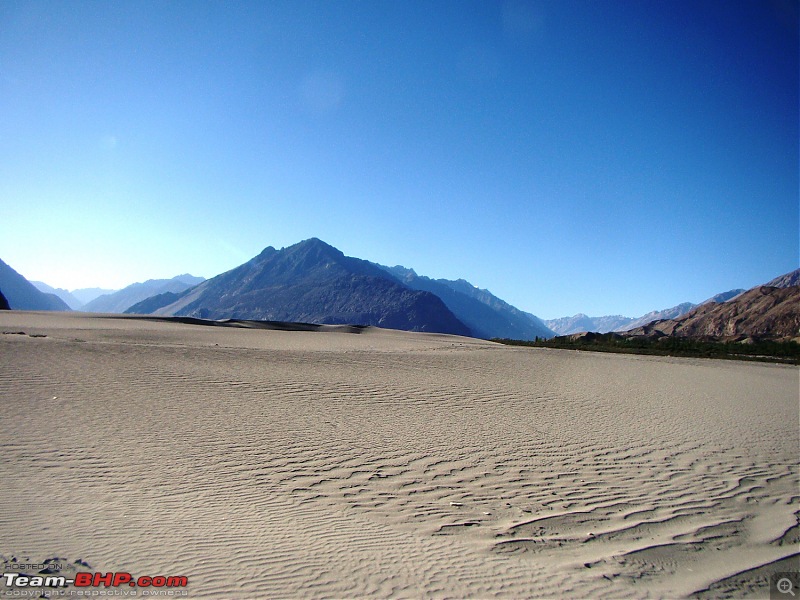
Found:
624,285 -> 800,342
765,268 -> 800,288
544,309 -> 697,336
0,259 -> 71,311
0,289 -> 9,310
31,281 -> 83,310
544,314 -> 634,336
376,265 -> 554,340
126,291 -> 186,315
546,289 -> 746,336
619,302 -> 697,332
701,289 -> 745,304
126,239 -> 471,336
83,274 -> 205,313
438,279 -> 554,339
71,287 -> 117,305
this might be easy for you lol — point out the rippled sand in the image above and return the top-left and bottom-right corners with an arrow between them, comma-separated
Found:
1,311 -> 797,598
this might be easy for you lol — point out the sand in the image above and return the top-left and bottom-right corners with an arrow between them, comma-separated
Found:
0,311 -> 797,599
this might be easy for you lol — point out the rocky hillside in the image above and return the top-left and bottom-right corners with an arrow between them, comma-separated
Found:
765,268 -> 800,288
624,285 -> 800,342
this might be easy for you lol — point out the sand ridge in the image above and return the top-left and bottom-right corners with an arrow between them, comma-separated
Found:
0,312 -> 798,598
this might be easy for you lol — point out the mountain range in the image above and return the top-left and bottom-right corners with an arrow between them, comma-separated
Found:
545,290 -> 746,336
623,284 -> 800,342
2,243 -> 796,343
31,281 -> 84,310
83,275 -> 205,313
553,269 -> 800,343
0,258 -> 71,311
71,287 -> 117,306
126,239 -> 472,336
375,265 -> 553,340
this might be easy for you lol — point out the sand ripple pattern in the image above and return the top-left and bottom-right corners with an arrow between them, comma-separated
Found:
0,315 -> 798,598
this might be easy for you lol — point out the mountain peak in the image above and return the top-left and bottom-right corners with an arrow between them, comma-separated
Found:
281,238 -> 345,262
289,237 -> 337,251
129,240 -> 471,336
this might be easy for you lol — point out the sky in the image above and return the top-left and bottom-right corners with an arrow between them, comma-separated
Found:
1,0 -> 797,319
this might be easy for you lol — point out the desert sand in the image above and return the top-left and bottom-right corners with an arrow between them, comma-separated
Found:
0,311 -> 797,599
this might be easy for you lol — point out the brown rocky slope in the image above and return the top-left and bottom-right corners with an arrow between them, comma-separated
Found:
625,285 -> 800,342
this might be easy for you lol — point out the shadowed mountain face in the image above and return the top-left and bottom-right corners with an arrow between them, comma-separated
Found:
83,274 -> 205,313
0,289 -> 9,310
31,281 -> 83,310
127,239 -> 471,336
0,259 -> 71,311
378,265 -> 554,340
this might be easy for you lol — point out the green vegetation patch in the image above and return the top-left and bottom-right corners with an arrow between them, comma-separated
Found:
493,335 -> 800,365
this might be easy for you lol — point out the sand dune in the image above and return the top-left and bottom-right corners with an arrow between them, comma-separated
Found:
1,312 -> 797,598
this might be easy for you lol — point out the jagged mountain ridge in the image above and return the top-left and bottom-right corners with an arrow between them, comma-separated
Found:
377,265 -> 554,340
126,239 -> 471,336
544,313 -> 634,336
438,279 -> 553,338
621,302 -> 697,332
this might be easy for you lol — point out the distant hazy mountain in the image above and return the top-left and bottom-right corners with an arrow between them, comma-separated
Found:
765,268 -> 800,288
546,288 -> 747,336
71,287 -> 117,305
544,314 -> 634,336
378,265 -> 554,340
127,239 -> 471,336
0,259 -> 71,311
84,274 -> 205,313
31,281 -> 83,310
619,302 -> 696,332
624,285 -> 800,342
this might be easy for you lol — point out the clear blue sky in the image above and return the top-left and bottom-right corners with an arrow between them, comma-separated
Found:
1,0 -> 797,319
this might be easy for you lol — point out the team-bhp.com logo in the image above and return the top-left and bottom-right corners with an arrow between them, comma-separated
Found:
3,571 -> 188,589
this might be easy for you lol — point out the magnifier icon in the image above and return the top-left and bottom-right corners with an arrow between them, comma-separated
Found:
778,578 -> 796,596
